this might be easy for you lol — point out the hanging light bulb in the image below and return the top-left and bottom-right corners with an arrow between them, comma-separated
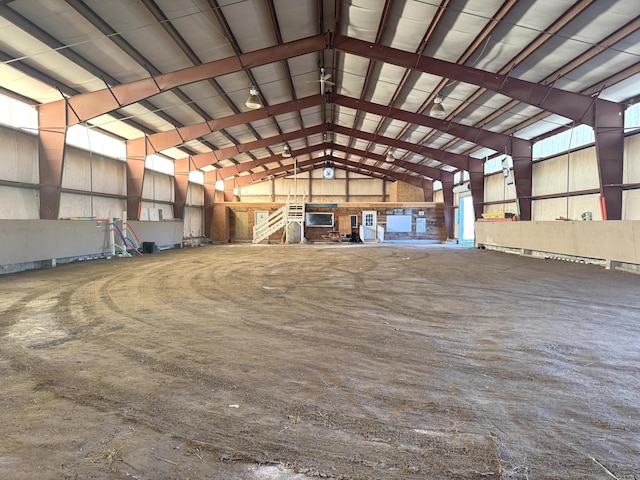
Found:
429,94 -> 446,119
386,151 -> 394,162
282,144 -> 291,158
245,86 -> 262,110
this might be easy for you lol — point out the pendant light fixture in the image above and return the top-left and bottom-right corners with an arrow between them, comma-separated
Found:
429,94 -> 446,118
282,144 -> 291,158
245,86 -> 262,110
386,151 -> 395,162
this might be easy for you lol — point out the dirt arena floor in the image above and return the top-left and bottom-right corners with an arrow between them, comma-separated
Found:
0,243 -> 639,479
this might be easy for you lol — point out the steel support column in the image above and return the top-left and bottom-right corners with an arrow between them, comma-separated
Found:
174,157 -> 190,220
125,137 -> 148,220
468,159 -> 485,220
422,178 -> 434,202
594,101 -> 625,220
37,101 -> 67,219
203,170 -> 217,239
441,172 -> 455,239
223,179 -> 236,202
511,138 -> 533,220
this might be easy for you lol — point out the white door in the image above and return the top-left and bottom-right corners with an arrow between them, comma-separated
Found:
255,210 -> 269,226
361,211 -> 377,241
458,196 -> 475,246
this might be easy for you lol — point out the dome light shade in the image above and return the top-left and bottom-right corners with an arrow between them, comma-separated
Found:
429,94 -> 446,118
245,86 -> 262,109
282,144 -> 291,158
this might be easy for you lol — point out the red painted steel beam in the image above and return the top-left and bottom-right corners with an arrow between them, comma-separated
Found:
333,119 -> 486,223
333,94 -> 530,155
215,145 -> 320,179
37,102 -> 67,219
234,157 -> 423,188
334,94 -> 530,219
134,94 -> 325,154
125,138 -> 147,220
440,173 -> 455,239
189,124 -> 326,169
335,144 -> 446,181
331,124 -> 481,171
203,170 -> 218,238
595,101 -> 625,220
43,34 -> 326,126
174,157 -> 190,220
333,34 -> 616,128
468,157 -> 485,220
511,137 -> 533,221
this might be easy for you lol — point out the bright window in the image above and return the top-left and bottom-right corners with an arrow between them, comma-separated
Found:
146,153 -> 174,175
66,124 -> 126,160
532,124 -> 594,160
0,93 -> 38,132
188,170 -> 204,185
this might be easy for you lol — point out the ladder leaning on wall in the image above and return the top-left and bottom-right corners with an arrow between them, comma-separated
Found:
252,194 -> 306,244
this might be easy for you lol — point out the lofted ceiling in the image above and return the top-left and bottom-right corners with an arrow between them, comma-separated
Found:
1,0 -> 639,187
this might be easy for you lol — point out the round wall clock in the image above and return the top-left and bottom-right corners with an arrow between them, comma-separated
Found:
322,167 -> 335,179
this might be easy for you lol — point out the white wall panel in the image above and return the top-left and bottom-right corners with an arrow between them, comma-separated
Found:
533,155 -> 569,196
623,190 -> 640,220
186,183 -> 204,205
183,206 -> 204,237
59,193 -> 126,219
242,181 -> 271,196
349,179 -> 383,195
140,201 -> 173,221
0,186 -> 39,219
62,148 -> 127,195
142,171 -> 173,202
485,202 -> 518,215
532,195 -> 603,221
568,149 -> 599,191
0,126 -> 38,183
484,172 -> 516,203
276,178 -> 311,197
624,134 -> 640,183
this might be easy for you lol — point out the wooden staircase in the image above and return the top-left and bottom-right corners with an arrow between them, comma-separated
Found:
253,196 -> 305,244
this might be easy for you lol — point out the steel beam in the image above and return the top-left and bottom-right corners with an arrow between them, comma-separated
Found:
174,157 -> 190,220
37,101 -> 67,219
422,178 -> 434,202
594,100 -> 625,220
203,170 -> 218,238
335,144 -> 446,180
333,94 -> 530,155
331,124 -> 481,171
234,157 -> 423,188
333,34 -> 617,128
138,95 -> 325,154
511,137 -> 533,220
42,34 -> 326,126
333,95 -> 531,218
189,125 -> 326,169
215,145 -> 319,179
125,137 -> 147,220
468,158 -> 485,220
440,172 -> 455,239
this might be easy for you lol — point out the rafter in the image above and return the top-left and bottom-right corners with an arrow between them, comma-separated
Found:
332,34 -> 617,128
41,34 -> 326,126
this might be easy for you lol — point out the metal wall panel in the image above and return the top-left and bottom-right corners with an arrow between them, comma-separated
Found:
0,126 -> 38,184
